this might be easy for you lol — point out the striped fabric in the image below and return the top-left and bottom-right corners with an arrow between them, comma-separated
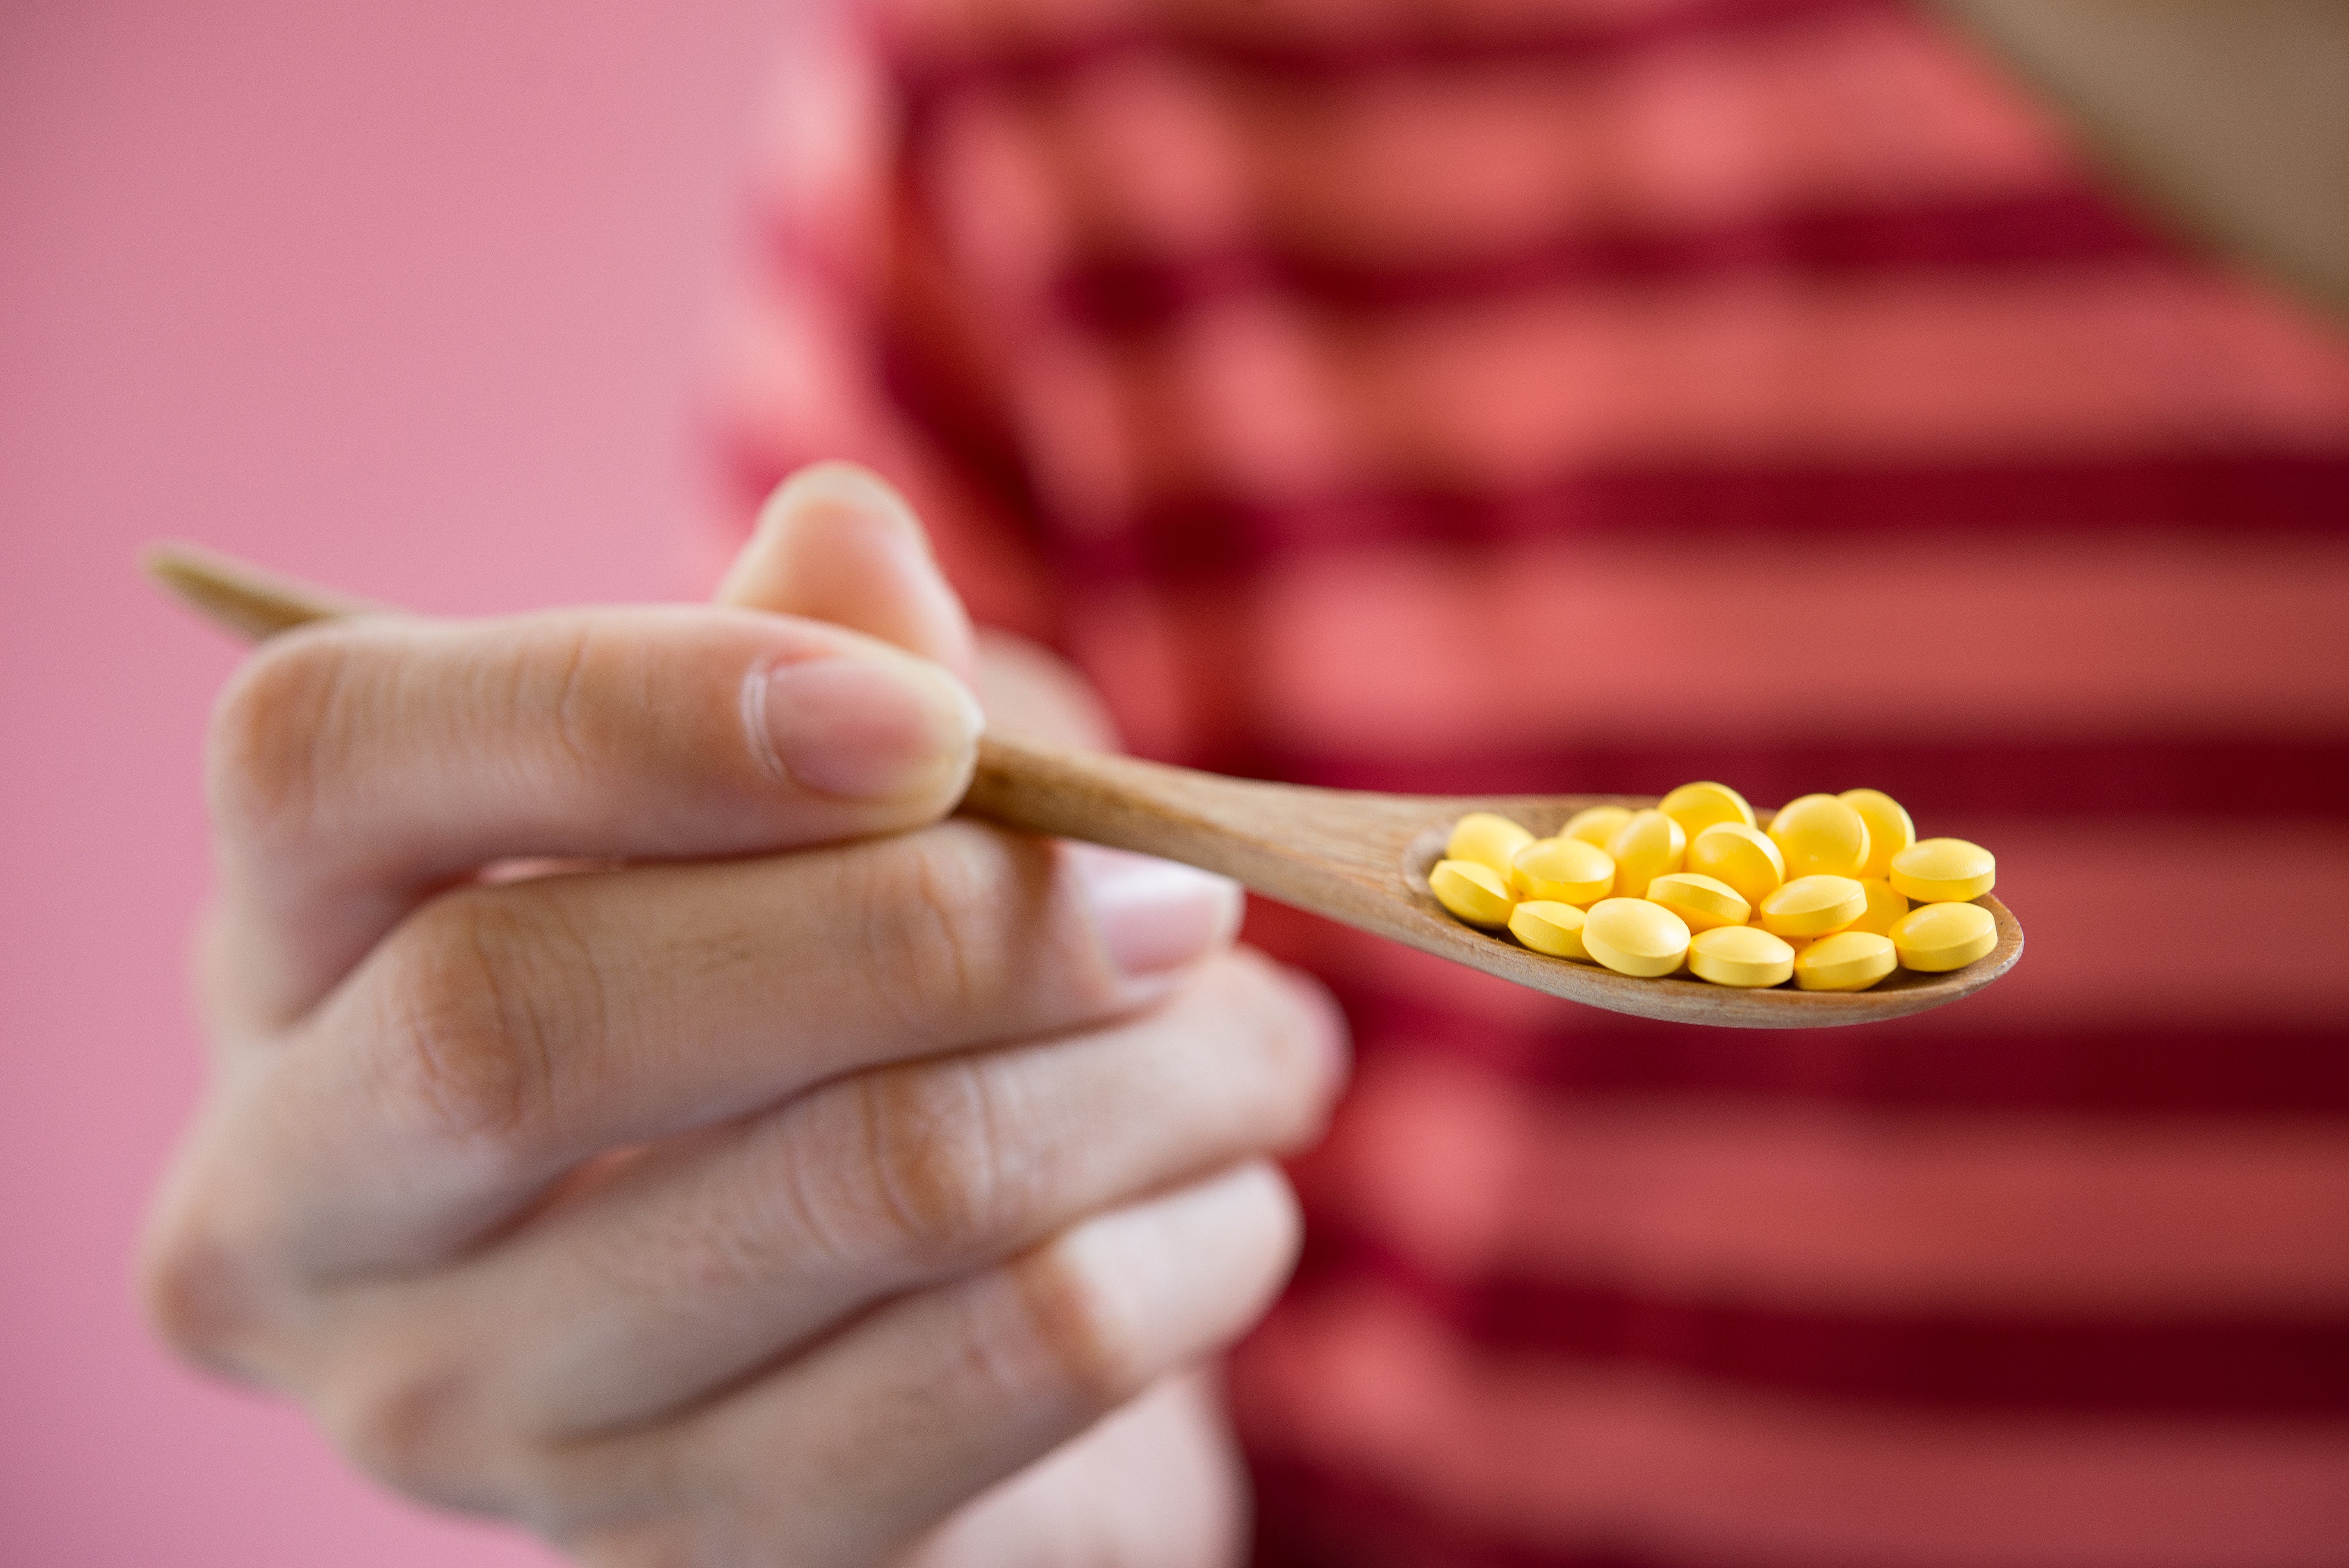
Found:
706,0 -> 2349,1562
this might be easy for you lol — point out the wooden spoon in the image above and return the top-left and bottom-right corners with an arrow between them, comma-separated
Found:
142,543 -> 2023,1029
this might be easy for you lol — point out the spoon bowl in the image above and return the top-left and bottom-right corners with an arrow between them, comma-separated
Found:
144,543 -> 2023,1030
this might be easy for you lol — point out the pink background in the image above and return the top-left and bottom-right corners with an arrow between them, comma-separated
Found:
1,3 -> 785,1561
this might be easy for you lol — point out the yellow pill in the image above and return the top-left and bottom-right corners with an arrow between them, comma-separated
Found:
1561,805 -> 1634,849
1606,809 -> 1686,898
1658,780 -> 1756,843
1446,812 -> 1535,878
1688,925 -> 1796,988
1430,859 -> 1515,928
1839,789 -> 1915,880
1889,837 -> 1996,903
1645,872 -> 1750,933
1685,822 -> 1785,907
1581,898 -> 1691,978
1510,900 -> 1592,960
1891,900 -> 1998,971
1757,874 -> 1867,937
1767,793 -> 1871,880
1511,837 -> 1615,906
1846,878 -> 1910,937
1792,930 -> 1898,991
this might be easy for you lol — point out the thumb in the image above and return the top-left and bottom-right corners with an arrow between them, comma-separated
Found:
716,462 -> 978,682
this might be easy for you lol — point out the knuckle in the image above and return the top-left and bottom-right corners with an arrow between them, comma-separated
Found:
845,1057 -> 1024,1259
370,891 -> 572,1157
998,1239 -> 1146,1413
845,829 -> 1026,1031
326,1357 -> 485,1506
136,1210 -> 272,1376
1210,952 -> 1351,1144
206,627 -> 359,849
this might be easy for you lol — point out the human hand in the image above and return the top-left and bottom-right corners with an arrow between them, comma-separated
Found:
139,465 -> 1347,1566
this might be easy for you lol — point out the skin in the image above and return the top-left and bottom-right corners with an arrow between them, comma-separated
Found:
137,463 -> 1350,1567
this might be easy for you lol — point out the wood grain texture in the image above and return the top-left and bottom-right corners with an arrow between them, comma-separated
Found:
142,543 -> 2023,1029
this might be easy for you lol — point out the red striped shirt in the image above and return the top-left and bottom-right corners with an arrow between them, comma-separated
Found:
706,0 -> 2349,1561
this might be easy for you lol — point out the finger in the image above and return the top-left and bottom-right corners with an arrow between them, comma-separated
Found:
901,1372 -> 1245,1568
204,605 -> 982,1023
544,1162 -> 1301,1568
974,629 -> 1122,750
715,462 -> 976,678
157,822 -> 1247,1283
346,950 -> 1343,1436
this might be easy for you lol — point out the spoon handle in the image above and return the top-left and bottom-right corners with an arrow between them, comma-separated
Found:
965,731 -> 1447,934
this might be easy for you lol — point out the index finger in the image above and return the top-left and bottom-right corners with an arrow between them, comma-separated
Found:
205,606 -> 981,1025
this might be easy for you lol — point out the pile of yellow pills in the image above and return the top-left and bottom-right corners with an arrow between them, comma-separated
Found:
1426,782 -> 2001,994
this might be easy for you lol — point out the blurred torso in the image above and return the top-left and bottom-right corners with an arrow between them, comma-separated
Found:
716,1 -> 2349,1561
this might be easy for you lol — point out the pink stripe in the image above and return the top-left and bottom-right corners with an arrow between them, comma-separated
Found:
1302,1048 -> 2349,1313
1239,532 -> 2349,753
1233,1286 -> 2349,1567
1056,533 -> 2349,764
917,7 -> 2076,292
1064,269 -> 2349,517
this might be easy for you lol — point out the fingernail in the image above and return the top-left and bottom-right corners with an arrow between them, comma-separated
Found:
754,654 -> 982,800
1066,844 -> 1242,980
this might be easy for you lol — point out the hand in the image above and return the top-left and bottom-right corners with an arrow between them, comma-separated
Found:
138,464 -> 1347,1566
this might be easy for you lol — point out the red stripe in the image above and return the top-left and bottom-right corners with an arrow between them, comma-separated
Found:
1208,738 -> 2349,821
892,0 -> 1892,103
1274,978 -> 2349,1119
1050,190 -> 2162,332
1278,1225 -> 2349,1422
1060,454 -> 2349,584
1248,1452 -> 1646,1568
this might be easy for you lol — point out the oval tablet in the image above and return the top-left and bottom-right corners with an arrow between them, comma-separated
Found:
1768,794 -> 1871,880
1757,874 -> 1867,937
1891,900 -> 1998,971
1581,898 -> 1691,978
1659,780 -> 1755,843
1511,837 -> 1615,906
1889,838 -> 1996,903
1430,859 -> 1514,928
1847,878 -> 1909,937
1645,872 -> 1750,933
1685,823 -> 1784,907
1839,789 -> 1915,880
1446,812 -> 1535,878
1688,925 -> 1795,988
1793,930 -> 1898,991
1606,809 -> 1687,899
1561,805 -> 1634,849
1510,900 -> 1592,960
